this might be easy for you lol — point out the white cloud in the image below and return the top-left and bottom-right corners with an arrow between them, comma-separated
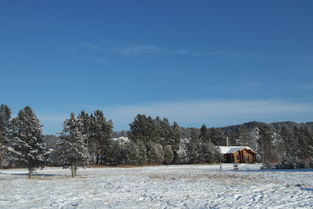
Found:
110,44 -> 189,56
113,45 -> 162,55
82,42 -> 266,58
192,51 -> 268,59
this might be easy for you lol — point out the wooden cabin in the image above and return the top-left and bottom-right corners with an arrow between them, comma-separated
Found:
219,146 -> 257,163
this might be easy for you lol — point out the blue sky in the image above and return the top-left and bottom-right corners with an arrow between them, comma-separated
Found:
1,0 -> 313,134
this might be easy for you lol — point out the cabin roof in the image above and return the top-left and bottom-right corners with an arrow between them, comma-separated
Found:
218,146 -> 256,154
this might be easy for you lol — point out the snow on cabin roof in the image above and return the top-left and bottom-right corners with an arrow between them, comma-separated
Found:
218,146 -> 256,154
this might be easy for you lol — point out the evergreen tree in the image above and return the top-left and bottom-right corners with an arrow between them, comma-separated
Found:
78,110 -> 92,142
190,128 -> 200,141
89,110 -> 113,164
199,124 -> 209,142
155,117 -> 171,146
208,128 -> 225,145
280,126 -> 296,166
125,140 -> 147,165
125,141 -> 140,165
105,140 -> 126,165
0,104 -> 11,168
163,145 -> 174,164
236,126 -> 250,146
259,124 -> 276,166
146,141 -> 164,164
9,106 -> 48,178
58,113 -> 90,177
293,127 -> 313,167
128,114 -> 158,143
187,139 -> 201,163
171,122 -> 181,147
170,122 -> 181,163
136,141 -> 148,165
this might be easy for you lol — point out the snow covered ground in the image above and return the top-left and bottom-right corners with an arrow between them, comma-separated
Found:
0,164 -> 313,209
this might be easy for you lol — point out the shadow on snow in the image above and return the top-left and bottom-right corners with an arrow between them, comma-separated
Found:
234,168 -> 313,173
301,187 -> 313,192
0,172 -> 61,177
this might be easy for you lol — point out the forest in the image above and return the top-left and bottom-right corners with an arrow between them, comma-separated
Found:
0,104 -> 313,177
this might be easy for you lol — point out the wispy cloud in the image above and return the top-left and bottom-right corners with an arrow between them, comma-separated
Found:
82,42 -> 267,59
112,45 -> 189,56
192,51 -> 268,59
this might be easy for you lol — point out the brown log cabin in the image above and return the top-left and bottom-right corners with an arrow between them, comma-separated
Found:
219,146 -> 257,163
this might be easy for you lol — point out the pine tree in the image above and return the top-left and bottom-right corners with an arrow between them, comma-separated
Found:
146,141 -> 164,164
125,141 -> 140,165
280,126 -> 296,166
58,113 -> 90,177
0,104 -> 12,168
190,128 -> 200,141
89,110 -> 113,164
237,126 -> 250,146
105,140 -> 124,165
125,141 -> 147,165
259,124 -> 276,166
128,114 -> 158,143
199,124 -> 209,142
78,110 -> 92,143
9,106 -> 47,178
187,140 -> 201,163
163,145 -> 174,164
208,128 -> 225,145
170,122 -> 181,163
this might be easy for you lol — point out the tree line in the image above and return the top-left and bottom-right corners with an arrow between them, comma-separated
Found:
1,104 -> 313,178
0,105 -> 221,177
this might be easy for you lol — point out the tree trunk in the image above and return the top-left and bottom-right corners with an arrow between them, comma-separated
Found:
74,166 -> 77,176
28,167 -> 33,179
71,165 -> 75,177
96,153 -> 99,165
0,155 -> 2,169
0,146 -> 4,169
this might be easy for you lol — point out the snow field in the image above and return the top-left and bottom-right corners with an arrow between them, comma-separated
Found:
0,164 -> 313,209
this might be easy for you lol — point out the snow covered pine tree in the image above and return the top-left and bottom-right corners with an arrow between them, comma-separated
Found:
58,113 -> 90,177
9,106 -> 48,178
0,104 -> 12,168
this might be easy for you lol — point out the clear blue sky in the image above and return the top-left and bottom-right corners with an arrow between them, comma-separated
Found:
1,0 -> 313,134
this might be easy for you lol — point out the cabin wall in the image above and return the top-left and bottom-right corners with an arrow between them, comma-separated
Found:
223,154 -> 233,163
233,152 -> 241,163
241,149 -> 256,163
222,149 -> 256,163
237,150 -> 256,163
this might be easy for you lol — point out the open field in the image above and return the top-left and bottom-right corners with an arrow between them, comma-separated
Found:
0,164 -> 313,209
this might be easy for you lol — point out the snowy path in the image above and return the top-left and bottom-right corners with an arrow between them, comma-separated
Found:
0,164 -> 313,208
